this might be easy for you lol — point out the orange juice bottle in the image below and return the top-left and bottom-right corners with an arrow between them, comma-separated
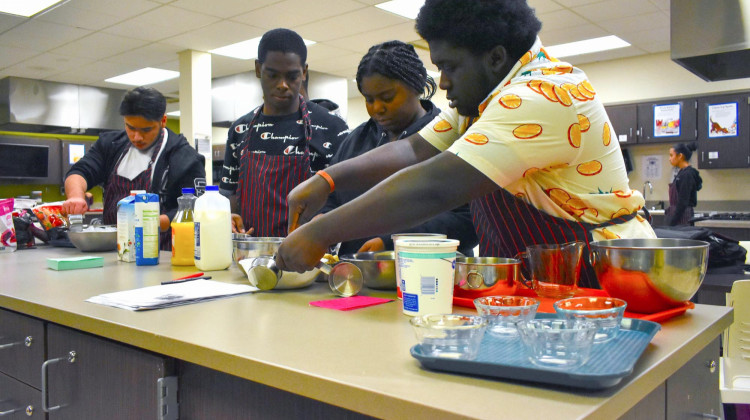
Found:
171,188 -> 196,266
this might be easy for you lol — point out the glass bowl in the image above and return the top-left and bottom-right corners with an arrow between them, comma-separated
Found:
473,296 -> 540,338
410,314 -> 488,360
553,297 -> 627,343
516,318 -> 597,369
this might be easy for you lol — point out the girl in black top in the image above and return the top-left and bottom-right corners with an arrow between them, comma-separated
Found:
666,142 -> 702,225
321,40 -> 478,255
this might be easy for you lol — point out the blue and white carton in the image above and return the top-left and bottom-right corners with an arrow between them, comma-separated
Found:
134,192 -> 160,265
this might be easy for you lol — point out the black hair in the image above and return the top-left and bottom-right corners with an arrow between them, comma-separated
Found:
356,40 -> 437,100
415,0 -> 542,62
257,28 -> 307,65
673,142 -> 698,161
119,86 -> 166,121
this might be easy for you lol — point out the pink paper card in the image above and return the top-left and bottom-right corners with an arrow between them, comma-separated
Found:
309,296 -> 393,311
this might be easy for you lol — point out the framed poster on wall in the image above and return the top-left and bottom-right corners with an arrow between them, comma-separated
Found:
653,103 -> 681,138
707,102 -> 738,138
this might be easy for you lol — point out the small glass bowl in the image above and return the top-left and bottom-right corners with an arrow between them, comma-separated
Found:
410,314 -> 488,360
553,297 -> 627,343
473,296 -> 540,338
516,318 -> 597,369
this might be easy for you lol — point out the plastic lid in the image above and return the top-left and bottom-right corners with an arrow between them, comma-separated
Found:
205,185 -> 219,191
182,188 -> 196,194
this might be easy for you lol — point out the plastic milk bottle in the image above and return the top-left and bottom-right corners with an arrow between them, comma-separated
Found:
171,188 -> 196,266
193,185 -> 232,271
134,192 -> 160,265
116,190 -> 145,262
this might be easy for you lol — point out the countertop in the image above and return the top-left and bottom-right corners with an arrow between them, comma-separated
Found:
0,246 -> 734,419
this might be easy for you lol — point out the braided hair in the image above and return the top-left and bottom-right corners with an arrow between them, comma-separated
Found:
356,40 -> 436,100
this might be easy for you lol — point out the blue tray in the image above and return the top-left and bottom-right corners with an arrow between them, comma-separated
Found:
410,314 -> 661,390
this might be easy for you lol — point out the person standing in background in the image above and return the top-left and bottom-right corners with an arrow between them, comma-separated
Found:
219,28 -> 349,237
665,142 -> 702,225
320,40 -> 477,256
62,86 -> 205,250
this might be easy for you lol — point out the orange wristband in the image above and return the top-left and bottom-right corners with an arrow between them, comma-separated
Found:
316,170 -> 335,193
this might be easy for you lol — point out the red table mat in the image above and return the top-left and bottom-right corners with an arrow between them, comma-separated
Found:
453,287 -> 694,323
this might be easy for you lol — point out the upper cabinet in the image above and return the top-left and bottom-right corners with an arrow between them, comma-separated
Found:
696,93 -> 750,169
636,99 -> 698,144
605,104 -> 638,145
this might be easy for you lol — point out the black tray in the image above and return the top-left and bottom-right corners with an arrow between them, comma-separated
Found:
410,315 -> 661,390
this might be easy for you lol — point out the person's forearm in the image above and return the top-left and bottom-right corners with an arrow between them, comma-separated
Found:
326,134 -> 439,193
64,174 -> 88,199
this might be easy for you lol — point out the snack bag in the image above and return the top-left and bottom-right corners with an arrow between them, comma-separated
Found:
0,198 -> 17,253
31,202 -> 67,231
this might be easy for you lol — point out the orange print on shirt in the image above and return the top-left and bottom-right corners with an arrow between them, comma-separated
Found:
568,123 -> 582,148
601,228 -> 621,240
636,214 -> 645,222
520,51 -> 533,66
580,80 -> 596,95
464,133 -> 489,145
603,122 -> 612,146
513,124 -> 543,139
540,82 -> 560,103
547,188 -> 594,218
499,94 -> 522,109
577,82 -> 595,99
434,119 -> 452,132
555,85 -> 573,106
613,190 -> 632,198
577,160 -> 603,176
611,208 -> 631,219
515,192 -> 527,200
523,167 -> 540,177
578,114 -> 590,132
527,80 -> 543,94
548,163 -> 569,170
563,83 -> 589,102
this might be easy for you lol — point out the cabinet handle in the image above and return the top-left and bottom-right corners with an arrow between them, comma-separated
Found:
0,408 -> 19,417
0,336 -> 33,350
41,351 -> 76,413
0,405 -> 32,417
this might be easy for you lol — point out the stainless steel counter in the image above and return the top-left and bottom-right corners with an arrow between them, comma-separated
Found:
0,246 -> 733,419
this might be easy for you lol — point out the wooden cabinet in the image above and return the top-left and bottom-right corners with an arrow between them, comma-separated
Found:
637,99 -> 698,144
606,104 -> 638,145
697,92 -> 750,169
0,308 -> 174,420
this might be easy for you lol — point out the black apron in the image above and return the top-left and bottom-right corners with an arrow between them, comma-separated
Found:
471,188 -> 638,289
237,97 -> 313,237
666,180 -> 694,225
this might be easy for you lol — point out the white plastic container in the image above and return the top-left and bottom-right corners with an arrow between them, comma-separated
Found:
116,190 -> 145,262
391,233 -> 447,299
193,185 -> 232,271
134,192 -> 160,265
396,239 -> 460,316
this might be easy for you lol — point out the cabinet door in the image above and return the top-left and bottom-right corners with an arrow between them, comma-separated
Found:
637,99 -> 698,144
605,104 -> 638,145
666,338 -> 721,419
697,93 -> 750,169
0,373 -> 44,419
0,309 -> 44,388
45,324 -> 173,420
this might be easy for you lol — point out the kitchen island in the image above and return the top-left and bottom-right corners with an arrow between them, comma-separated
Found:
0,247 -> 733,419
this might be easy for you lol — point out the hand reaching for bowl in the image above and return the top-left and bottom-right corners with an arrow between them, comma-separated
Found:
230,213 -> 254,235
287,174 -> 332,233
358,237 -> 385,253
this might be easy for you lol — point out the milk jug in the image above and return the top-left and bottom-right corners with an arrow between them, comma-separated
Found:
116,190 -> 145,262
193,185 -> 232,271
134,192 -> 160,266
171,188 -> 196,266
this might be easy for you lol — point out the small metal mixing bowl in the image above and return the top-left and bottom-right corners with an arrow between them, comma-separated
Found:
67,225 -> 117,252
231,234 -> 282,264
339,251 -> 397,290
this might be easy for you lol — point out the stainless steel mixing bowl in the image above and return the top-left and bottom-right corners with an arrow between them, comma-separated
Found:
339,251 -> 397,290
67,226 -> 117,252
589,238 -> 709,313
231,235 -> 283,264
453,257 -> 521,298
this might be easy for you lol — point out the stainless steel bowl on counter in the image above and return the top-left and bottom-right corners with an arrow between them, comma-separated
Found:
590,238 -> 709,313
231,234 -> 283,265
339,251 -> 397,290
453,257 -> 521,299
67,225 -> 117,252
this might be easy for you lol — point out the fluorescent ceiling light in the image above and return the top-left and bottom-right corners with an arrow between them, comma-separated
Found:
105,67 -> 179,86
0,0 -> 64,17
545,35 -> 630,58
375,0 -> 425,20
167,110 -> 180,117
210,36 -> 316,60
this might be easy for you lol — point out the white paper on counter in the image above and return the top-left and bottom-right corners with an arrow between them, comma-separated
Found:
86,279 -> 259,311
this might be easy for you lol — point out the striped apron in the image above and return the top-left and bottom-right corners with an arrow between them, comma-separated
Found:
237,97 -> 313,237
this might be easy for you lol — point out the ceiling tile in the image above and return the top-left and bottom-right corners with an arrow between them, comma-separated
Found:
0,13 -> 27,32
103,5 -> 221,42
161,21 -> 265,51
540,23 -> 609,45
231,0 -> 367,30
307,43 -> 365,66
102,42 -> 181,67
36,5 -> 122,31
41,60 -> 127,86
567,45 -> 647,65
294,8 -> 410,42
307,52 -> 363,74
619,26 -> 670,53
0,20 -> 91,51
574,0 -> 660,22
66,0 -> 162,19
50,32 -> 149,60
211,57 -> 254,79
599,11 -> 668,34
325,21 -> 419,54
6,53 -> 94,80
169,0 -> 277,19
554,0 -> 607,7
0,45 -> 42,69
536,8 -> 589,31
527,0 -> 564,14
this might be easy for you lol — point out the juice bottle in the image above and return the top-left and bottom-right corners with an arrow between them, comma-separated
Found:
171,188 -> 196,266
193,185 -> 232,271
